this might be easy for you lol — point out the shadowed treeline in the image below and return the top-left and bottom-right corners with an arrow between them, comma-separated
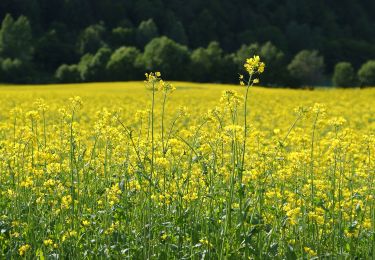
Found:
0,0 -> 374,87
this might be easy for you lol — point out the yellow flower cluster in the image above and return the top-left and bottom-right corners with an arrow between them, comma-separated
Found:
240,55 -> 265,86
18,244 -> 31,256
0,62 -> 374,258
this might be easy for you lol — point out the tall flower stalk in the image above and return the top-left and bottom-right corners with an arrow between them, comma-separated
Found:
240,55 -> 265,173
239,56 -> 265,231
144,72 -> 175,257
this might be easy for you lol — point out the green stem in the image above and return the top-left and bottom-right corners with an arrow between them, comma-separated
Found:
161,90 -> 167,155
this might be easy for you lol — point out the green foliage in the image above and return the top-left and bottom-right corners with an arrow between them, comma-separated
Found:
136,19 -> 159,48
106,46 -> 142,81
165,21 -> 187,45
34,29 -> 76,73
0,58 -> 30,83
77,24 -> 106,55
77,53 -> 94,78
79,47 -> 112,82
111,27 -> 135,48
190,41 -> 236,83
332,62 -> 356,87
285,22 -> 317,54
258,42 -> 286,85
358,60 -> 375,87
0,14 -> 33,62
220,54 -> 238,83
1,0 -> 375,86
142,36 -> 189,80
191,42 -> 222,82
55,64 -> 81,83
287,50 -> 325,87
189,9 -> 217,47
0,14 -> 33,83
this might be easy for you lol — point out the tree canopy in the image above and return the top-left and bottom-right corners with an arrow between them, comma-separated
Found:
0,0 -> 374,86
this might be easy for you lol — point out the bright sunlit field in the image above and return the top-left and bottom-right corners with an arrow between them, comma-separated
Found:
0,81 -> 374,258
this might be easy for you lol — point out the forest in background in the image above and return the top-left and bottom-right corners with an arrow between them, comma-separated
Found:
0,0 -> 374,87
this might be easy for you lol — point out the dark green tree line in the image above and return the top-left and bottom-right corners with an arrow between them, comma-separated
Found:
0,0 -> 374,86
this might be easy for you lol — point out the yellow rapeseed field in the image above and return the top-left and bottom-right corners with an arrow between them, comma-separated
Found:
0,70 -> 374,257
